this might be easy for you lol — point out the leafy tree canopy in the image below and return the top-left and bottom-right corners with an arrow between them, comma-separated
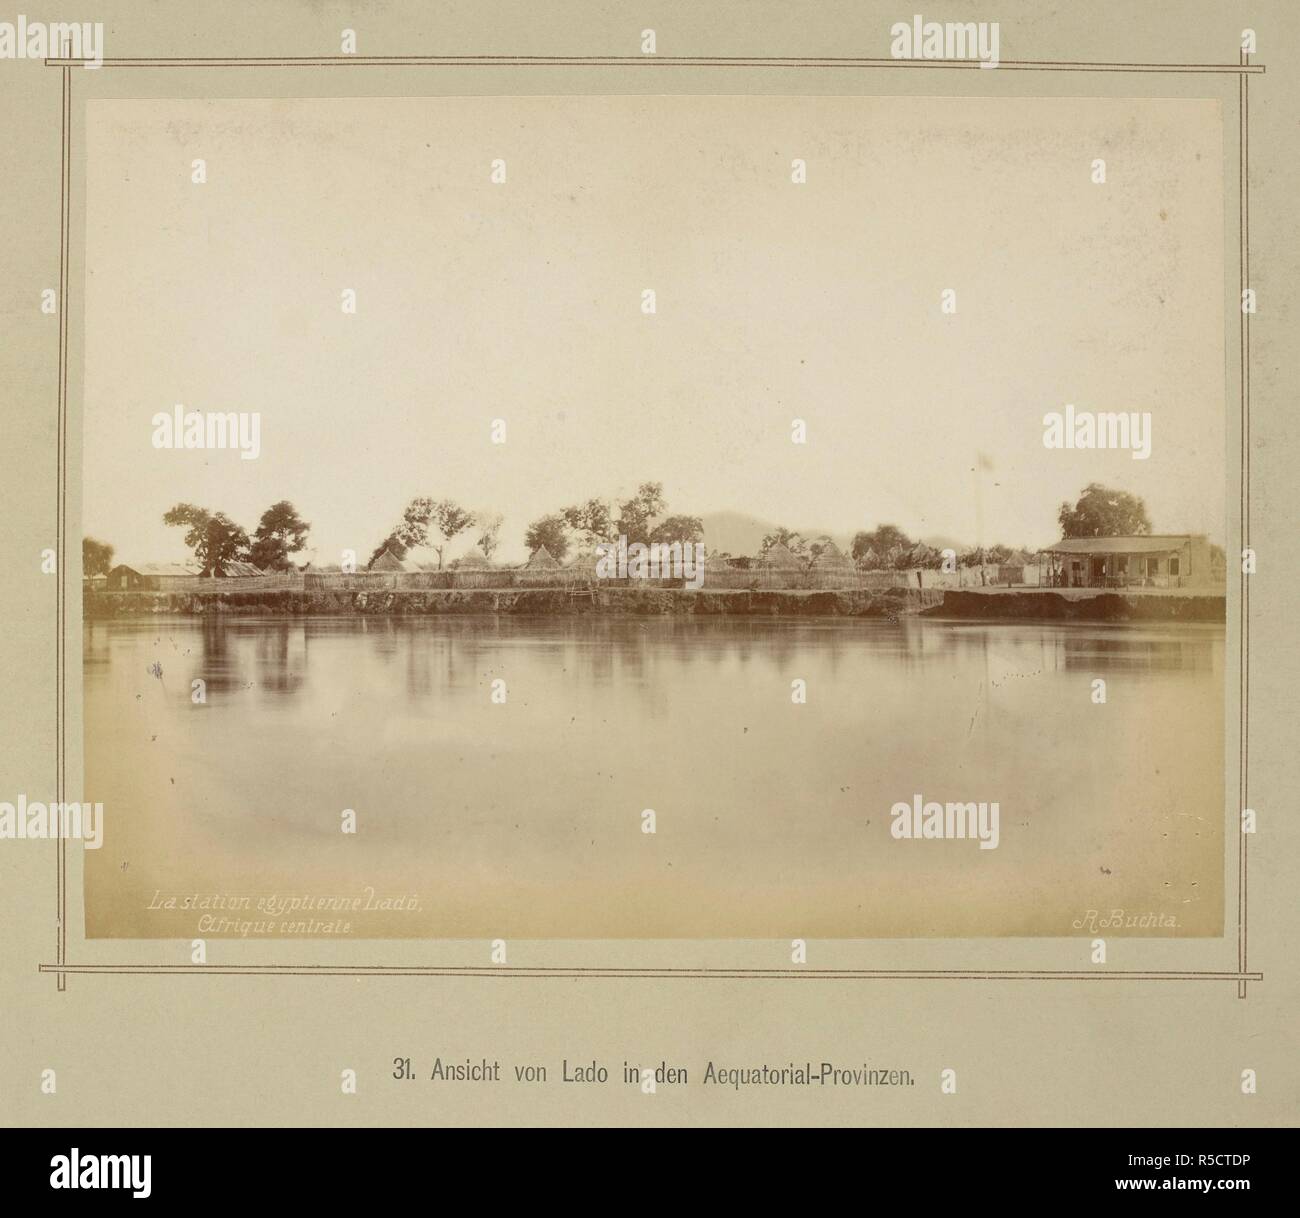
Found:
561,499 -> 616,548
475,512 -> 504,560
82,536 -> 114,576
250,500 -> 310,571
162,504 -> 250,576
851,525 -> 911,562
761,528 -> 808,555
1058,483 -> 1151,538
524,514 -> 570,561
649,515 -> 704,545
389,497 -> 475,568
615,482 -> 666,546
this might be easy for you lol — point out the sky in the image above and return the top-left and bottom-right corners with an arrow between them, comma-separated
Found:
83,94 -> 1225,566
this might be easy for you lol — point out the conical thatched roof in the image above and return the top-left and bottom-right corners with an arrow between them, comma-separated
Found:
566,550 -> 601,573
809,540 -> 854,570
369,548 -> 408,572
903,542 -> 941,567
523,545 -> 560,570
757,541 -> 803,568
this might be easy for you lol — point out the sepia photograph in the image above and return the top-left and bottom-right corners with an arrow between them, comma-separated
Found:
4,0 -> 1299,1169
79,93 -> 1227,939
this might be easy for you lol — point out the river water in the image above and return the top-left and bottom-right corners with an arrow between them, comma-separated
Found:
83,615 -> 1224,938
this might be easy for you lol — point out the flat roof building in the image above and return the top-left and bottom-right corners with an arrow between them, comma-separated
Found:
1041,534 -> 1219,589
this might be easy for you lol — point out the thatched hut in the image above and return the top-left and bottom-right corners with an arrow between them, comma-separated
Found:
523,545 -> 560,570
369,548 -> 407,573
806,540 -> 859,588
755,540 -> 805,588
810,539 -> 851,564
702,550 -> 756,589
757,541 -> 802,569
565,550 -> 602,582
449,552 -> 505,587
517,545 -> 563,584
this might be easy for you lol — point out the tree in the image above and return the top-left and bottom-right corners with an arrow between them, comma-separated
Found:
429,500 -> 475,568
851,524 -> 911,562
249,500 -> 311,571
162,504 -> 250,575
393,498 -> 434,549
82,536 -> 114,576
393,497 -> 476,569
906,542 -> 945,569
524,514 -> 570,561
648,514 -> 704,545
885,543 -> 911,570
1058,483 -> 1151,538
615,482 -> 666,546
474,512 -> 504,561
561,499 -> 616,549
761,528 -> 807,555
368,533 -> 404,567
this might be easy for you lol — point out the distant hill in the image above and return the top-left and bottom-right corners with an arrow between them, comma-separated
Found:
918,535 -> 967,554
698,512 -> 845,558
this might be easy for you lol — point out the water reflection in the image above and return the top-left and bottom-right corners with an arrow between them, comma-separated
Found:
86,615 -> 1223,720
84,614 -> 1226,939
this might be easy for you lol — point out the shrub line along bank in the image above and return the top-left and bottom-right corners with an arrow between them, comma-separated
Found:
83,586 -> 1226,623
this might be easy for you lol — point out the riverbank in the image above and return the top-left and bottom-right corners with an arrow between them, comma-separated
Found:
83,586 -> 1226,622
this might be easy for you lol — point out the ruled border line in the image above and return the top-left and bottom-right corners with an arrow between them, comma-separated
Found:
54,56 -> 70,994
37,965 -> 1263,981
45,55 -> 1267,73
44,49 -> 1257,990
1236,47 -> 1253,1000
